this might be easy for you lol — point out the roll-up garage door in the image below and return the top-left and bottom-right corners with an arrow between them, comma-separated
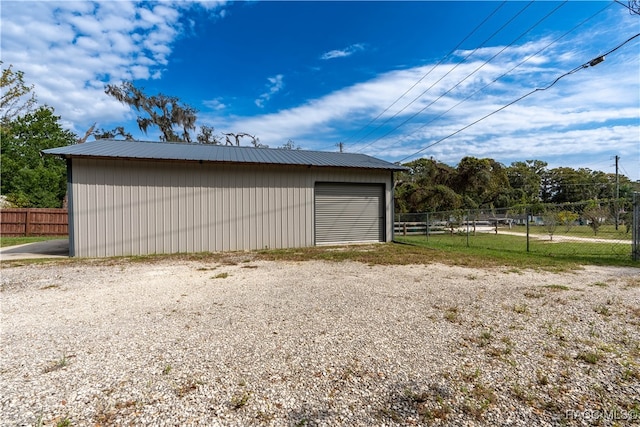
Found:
315,183 -> 385,245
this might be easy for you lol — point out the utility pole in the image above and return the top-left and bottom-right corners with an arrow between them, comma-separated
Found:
337,142 -> 344,153
615,155 -> 620,230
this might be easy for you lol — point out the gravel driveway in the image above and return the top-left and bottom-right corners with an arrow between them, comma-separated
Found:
1,258 -> 639,426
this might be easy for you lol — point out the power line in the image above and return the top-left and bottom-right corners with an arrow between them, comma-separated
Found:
618,162 -> 632,181
359,0 -> 567,151
397,32 -> 640,164
320,1 -> 509,152
343,1 -> 509,145
375,2 -> 613,155
581,157 -> 615,169
356,0 -> 536,153
615,0 -> 640,14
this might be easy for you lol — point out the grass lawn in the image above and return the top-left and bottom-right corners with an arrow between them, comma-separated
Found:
525,224 -> 632,241
1,235 -> 636,270
394,233 -> 637,268
0,236 -> 67,248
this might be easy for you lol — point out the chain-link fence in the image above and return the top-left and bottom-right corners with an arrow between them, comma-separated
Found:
394,197 -> 639,262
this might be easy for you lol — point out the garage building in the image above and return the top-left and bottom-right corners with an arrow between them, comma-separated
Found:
44,140 -> 406,257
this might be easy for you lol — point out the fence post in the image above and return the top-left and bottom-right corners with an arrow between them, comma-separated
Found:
466,210 -> 470,247
24,209 -> 31,237
633,192 -> 639,261
526,207 -> 530,253
426,213 -> 429,242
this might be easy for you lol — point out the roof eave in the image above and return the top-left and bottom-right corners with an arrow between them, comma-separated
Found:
42,151 -> 407,171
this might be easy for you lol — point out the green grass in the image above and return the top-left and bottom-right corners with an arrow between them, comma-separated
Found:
0,235 -> 67,248
43,354 -> 70,373
211,272 -> 229,279
526,224 -> 631,241
230,390 -> 251,409
394,233 -> 637,268
576,351 -> 601,365
253,242 -> 556,269
2,235 -> 636,270
55,418 -> 71,427
543,284 -> 571,291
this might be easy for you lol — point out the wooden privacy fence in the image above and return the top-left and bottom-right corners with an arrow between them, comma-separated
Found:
0,208 -> 68,236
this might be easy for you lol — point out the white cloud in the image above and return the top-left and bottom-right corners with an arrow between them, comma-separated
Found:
320,43 -> 365,60
203,98 -> 226,111
410,125 -> 640,173
255,74 -> 284,108
0,0 -> 227,133
215,21 -> 638,178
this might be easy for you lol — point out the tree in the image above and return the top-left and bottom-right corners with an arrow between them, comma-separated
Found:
542,210 -> 559,241
619,210 -> 633,234
222,132 -> 262,147
393,156 -> 637,215
557,210 -> 579,232
507,160 -> 547,204
104,81 -> 197,142
454,157 -> 510,209
399,158 -> 456,187
395,158 -> 459,213
582,204 -> 609,236
93,126 -> 133,141
102,81 -> 259,146
1,106 -> 77,207
193,126 -> 267,147
278,139 -> 301,150
421,184 -> 462,212
544,167 -> 614,204
1,62 -> 37,125
196,125 -> 221,144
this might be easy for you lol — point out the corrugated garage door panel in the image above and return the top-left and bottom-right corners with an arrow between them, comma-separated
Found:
315,183 -> 384,245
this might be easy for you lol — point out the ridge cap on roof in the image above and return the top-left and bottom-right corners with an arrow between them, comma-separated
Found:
92,139 -> 372,156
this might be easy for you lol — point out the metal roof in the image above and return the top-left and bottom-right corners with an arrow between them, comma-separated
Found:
43,139 -> 408,171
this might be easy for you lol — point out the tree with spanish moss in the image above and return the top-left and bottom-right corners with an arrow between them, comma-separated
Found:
101,81 -> 259,147
104,81 -> 197,143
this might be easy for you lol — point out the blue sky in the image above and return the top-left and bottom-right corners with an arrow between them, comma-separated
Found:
2,1 -> 639,180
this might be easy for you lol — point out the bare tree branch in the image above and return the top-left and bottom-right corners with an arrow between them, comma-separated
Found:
78,123 -> 96,144
223,132 -> 265,147
1,62 -> 37,124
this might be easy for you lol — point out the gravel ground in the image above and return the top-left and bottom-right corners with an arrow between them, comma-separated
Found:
1,258 -> 639,426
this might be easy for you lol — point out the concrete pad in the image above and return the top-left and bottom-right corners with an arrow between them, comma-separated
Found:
0,239 -> 69,261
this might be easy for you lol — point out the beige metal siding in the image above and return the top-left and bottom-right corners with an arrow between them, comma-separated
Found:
69,158 -> 393,257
